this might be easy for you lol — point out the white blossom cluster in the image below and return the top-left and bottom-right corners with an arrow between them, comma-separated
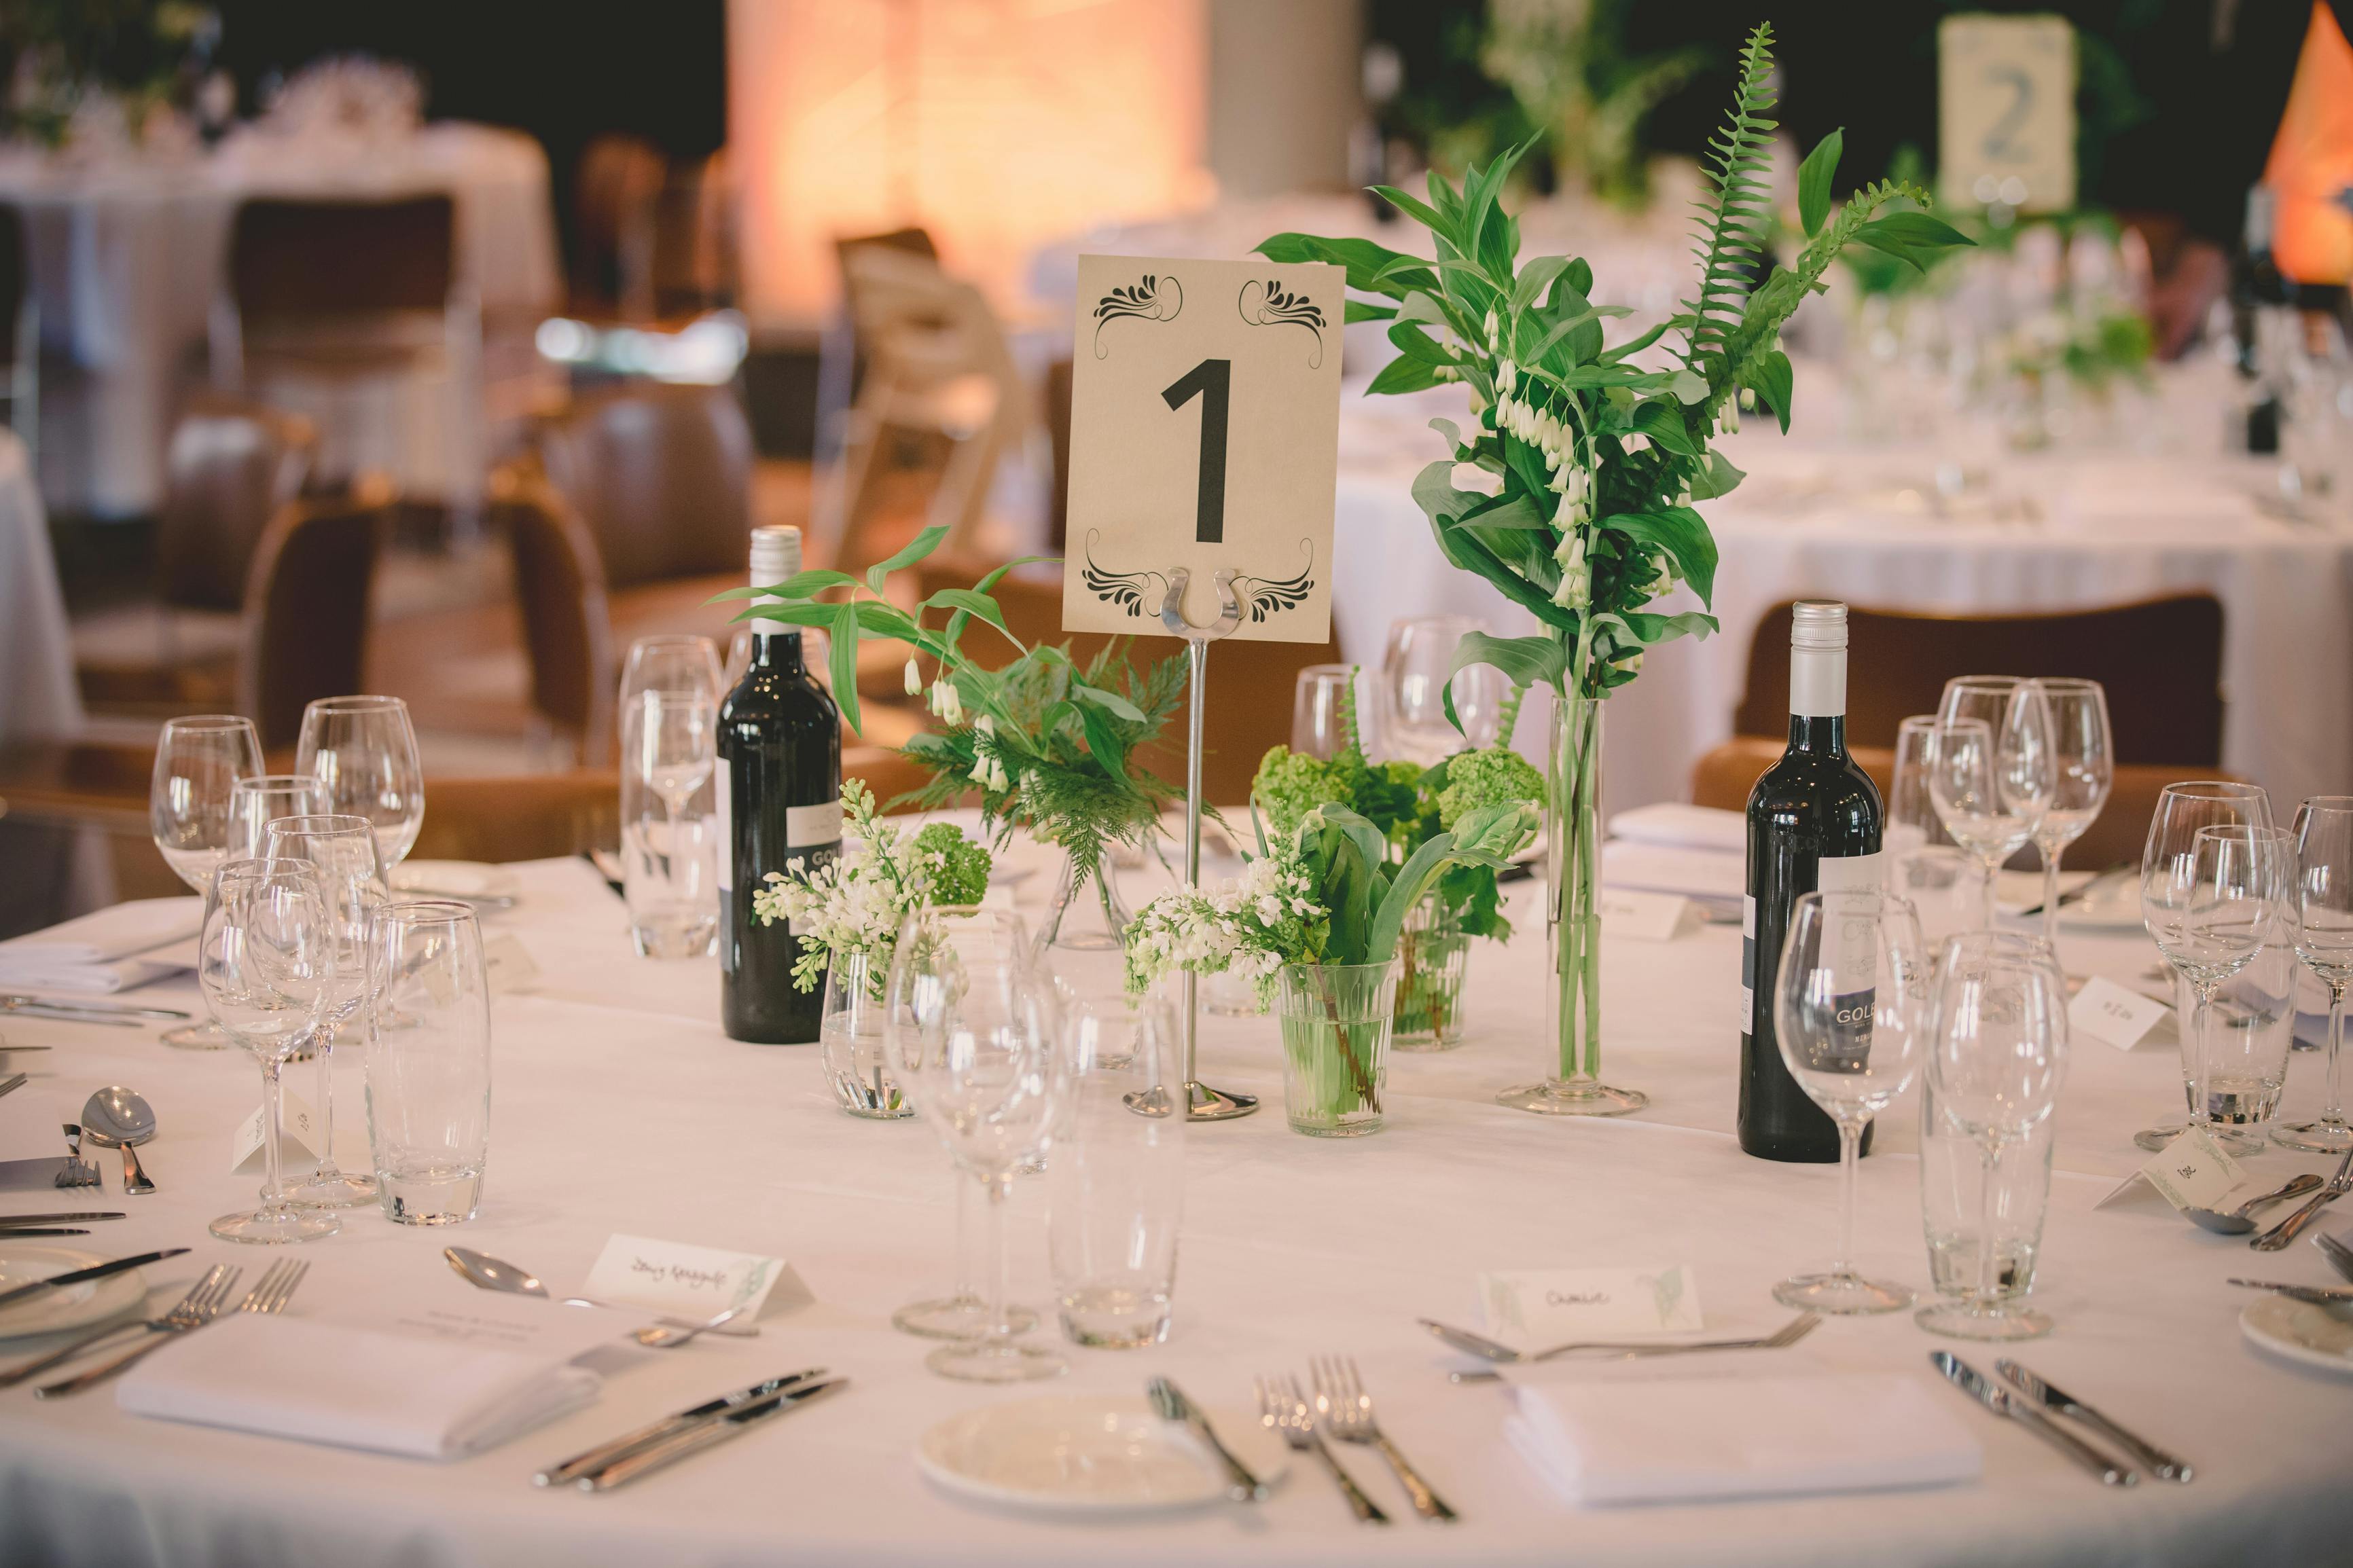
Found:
752,788 -> 948,994
1122,833 -> 1323,1006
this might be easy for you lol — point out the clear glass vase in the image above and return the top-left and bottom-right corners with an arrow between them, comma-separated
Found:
1276,960 -> 1398,1136
1392,893 -> 1470,1050
1498,692 -> 1647,1115
820,953 -> 910,1118
1036,847 -> 1137,1070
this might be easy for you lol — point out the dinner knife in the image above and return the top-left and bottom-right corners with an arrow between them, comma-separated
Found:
0,1073 -> 25,1099
1930,1351 -> 2137,1487
535,1370 -> 825,1487
1147,1375 -> 1268,1501
0,1228 -> 88,1237
575,1375 -> 847,1492
0,1248 -> 189,1313
1994,1360 -> 2192,1482
2227,1278 -> 2353,1305
0,995 -> 192,1023
0,1213 -> 126,1224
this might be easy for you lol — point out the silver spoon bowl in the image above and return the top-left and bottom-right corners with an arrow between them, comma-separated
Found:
2184,1172 -> 2324,1234
78,1087 -> 158,1195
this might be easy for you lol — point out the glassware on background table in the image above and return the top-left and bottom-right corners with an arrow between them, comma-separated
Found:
262,814 -> 387,1207
1920,1074 -> 2053,1306
200,857 -> 339,1245
1049,980 -> 1183,1348
296,695 -> 425,869
228,775 -> 328,858
887,906 -> 1067,1382
1276,959 -> 1399,1136
1291,664 -> 1361,761
150,714 -> 264,1049
1380,616 -> 1503,765
1392,895 -> 1471,1050
1928,717 -> 2043,932
1034,853 -> 1137,1072
1890,845 -> 1979,967
2280,797 -> 2353,1154
1886,715 -> 1955,858
622,687 -> 719,958
1917,930 -> 2068,1341
819,951 -> 908,1118
2028,679 -> 2113,955
363,900 -> 492,1225
1771,888 -> 1929,1313
2143,815 -> 2293,1154
621,634 -> 724,706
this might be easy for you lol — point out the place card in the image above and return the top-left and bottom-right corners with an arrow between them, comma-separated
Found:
2099,1127 -> 2247,1214
1479,1265 -> 1704,1343
230,1088 -> 323,1173
1598,888 -> 1691,943
482,932 -> 539,995
582,1233 -> 793,1323
2069,976 -> 2170,1053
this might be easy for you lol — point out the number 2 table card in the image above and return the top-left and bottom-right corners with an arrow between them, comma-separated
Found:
1062,253 -> 1344,644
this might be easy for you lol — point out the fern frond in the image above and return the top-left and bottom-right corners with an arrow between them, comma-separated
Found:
1678,22 -> 1780,378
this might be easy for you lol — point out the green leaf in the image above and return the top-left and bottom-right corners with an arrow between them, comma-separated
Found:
827,602 -> 864,734
1564,257 -> 1594,297
1632,400 -> 1700,457
848,599 -> 923,642
1409,458 -> 1474,526
725,603 -> 833,629
864,524 -> 950,596
1527,304 -> 1628,367
707,568 -> 862,603
1745,348 -> 1795,433
1071,682 -> 1145,724
1460,490 -> 1549,530
1452,630 -> 1567,692
1850,211 -> 1975,272
1620,608 -> 1720,646
1254,233 -> 1437,297
1508,256 -> 1571,318
1368,184 -> 1452,240
1343,299 -> 1397,323
1386,322 -> 1454,365
1596,507 -> 1719,608
1797,128 -> 1843,238
1670,369 -> 1710,404
1689,449 -> 1747,502
1366,353 -> 1445,397
1075,701 -> 1132,792
920,587 -> 1009,631
1395,291 -> 1451,329
1429,416 -> 1464,451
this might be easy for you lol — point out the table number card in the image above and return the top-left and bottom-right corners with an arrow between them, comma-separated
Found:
1480,1265 -> 1704,1343
1062,253 -> 1345,644
583,1233 -> 793,1322
1940,14 -> 2077,213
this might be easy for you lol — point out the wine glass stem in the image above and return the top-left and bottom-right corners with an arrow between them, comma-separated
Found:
260,1057 -> 287,1214
2038,839 -> 2062,953
1833,1118 -> 1862,1282
1980,856 -> 2001,931
981,1173 -> 1011,1343
2189,981 -> 2217,1132
1975,1139 -> 2001,1309
951,1172 -> 978,1301
2324,983 -> 2348,1125
312,1025 -> 338,1175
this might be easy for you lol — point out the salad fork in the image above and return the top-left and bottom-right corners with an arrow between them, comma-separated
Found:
37,1259 -> 306,1398
54,1125 -> 98,1190
0,1264 -> 234,1389
1255,1373 -> 1388,1525
1312,1355 -> 1456,1521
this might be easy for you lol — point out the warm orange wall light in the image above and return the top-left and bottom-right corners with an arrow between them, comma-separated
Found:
728,0 -> 1213,325
2263,1 -> 2353,286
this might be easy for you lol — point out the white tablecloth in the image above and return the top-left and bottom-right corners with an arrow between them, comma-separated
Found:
0,424 -> 81,745
0,122 -> 560,517
1,834 -> 2349,1566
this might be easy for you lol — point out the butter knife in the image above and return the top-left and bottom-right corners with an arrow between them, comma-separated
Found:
535,1370 -> 825,1487
0,1248 -> 189,1312
1995,1360 -> 2191,1482
0,1073 -> 25,1099
0,1227 -> 89,1237
575,1375 -> 846,1491
0,1212 -> 125,1224
1147,1376 -> 1268,1501
2227,1277 -> 2353,1305
1930,1351 -> 2137,1486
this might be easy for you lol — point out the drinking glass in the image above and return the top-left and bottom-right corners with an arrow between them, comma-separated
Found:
1916,930 -> 2069,1341
150,714 -> 264,1048
1928,718 -> 2036,930
886,905 -> 1067,1382
622,687 -> 719,958
1381,615 -> 1502,764
2132,782 -> 2274,1150
2145,818 -> 2292,1151
1291,664 -> 1360,761
1049,979 -> 1183,1347
2280,797 -> 2353,1154
620,634 -> 724,707
201,857 -> 339,1244
2028,679 -> 2113,954
1886,715 -> 1954,858
819,951 -> 908,1118
1771,888 -> 1929,1313
364,901 -> 492,1224
264,814 -> 387,1207
295,695 -> 425,869
1920,1076 -> 2053,1307
228,775 -> 329,859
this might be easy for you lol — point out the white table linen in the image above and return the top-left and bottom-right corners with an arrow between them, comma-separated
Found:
0,425 -> 79,744
0,840 -> 2349,1565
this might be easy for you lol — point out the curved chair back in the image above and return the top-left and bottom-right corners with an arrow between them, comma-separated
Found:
236,480 -> 391,749
410,772 -> 623,863
497,474 -> 617,762
536,382 -> 754,592
157,401 -> 317,611
230,196 -> 456,323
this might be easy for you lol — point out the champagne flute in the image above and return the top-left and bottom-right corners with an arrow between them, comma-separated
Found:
1916,930 -> 2068,1341
202,857 -> 340,1243
295,695 -> 425,870
1928,719 -> 2035,931
1772,887 -> 1929,1313
228,775 -> 329,858
150,714 -> 264,1048
2028,679 -> 2113,955
264,814 -> 387,1207
2280,797 -> 2353,1154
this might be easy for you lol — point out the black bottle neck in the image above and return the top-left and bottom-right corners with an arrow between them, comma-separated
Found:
1785,712 -> 1848,758
745,627 -> 804,677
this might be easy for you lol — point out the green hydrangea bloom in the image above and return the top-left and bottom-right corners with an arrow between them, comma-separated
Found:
1436,746 -> 1545,830
1251,746 -> 1348,833
914,823 -> 992,906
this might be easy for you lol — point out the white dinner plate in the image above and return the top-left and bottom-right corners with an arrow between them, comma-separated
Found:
2239,1296 -> 2353,1375
389,860 -> 519,901
916,1393 -> 1289,1515
0,1245 -> 150,1341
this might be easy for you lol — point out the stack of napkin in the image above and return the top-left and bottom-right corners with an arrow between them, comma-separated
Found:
1602,805 -> 1746,915
0,898 -> 202,994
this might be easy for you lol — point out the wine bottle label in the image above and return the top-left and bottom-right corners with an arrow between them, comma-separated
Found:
786,800 -> 843,848
1740,894 -> 1756,1034
713,769 -> 733,892
1816,850 -> 1882,894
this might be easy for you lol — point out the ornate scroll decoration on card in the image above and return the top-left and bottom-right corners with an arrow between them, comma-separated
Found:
1092,274 -> 1183,358
1232,541 -> 1317,623
1080,532 -> 1171,618
1083,532 -> 1316,627
1236,278 -> 1327,368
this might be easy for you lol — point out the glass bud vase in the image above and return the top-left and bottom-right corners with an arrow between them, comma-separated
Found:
1276,960 -> 1399,1136
1037,847 -> 1138,1070
1498,691 -> 1647,1115
820,953 -> 910,1118
1391,893 -> 1469,1050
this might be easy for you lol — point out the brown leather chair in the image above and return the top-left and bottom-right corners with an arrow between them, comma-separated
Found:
0,202 -> 32,460
226,196 -> 456,364
1043,357 -> 1073,552
237,479 -> 393,750
410,771 -> 624,863
495,473 -> 617,763
534,382 -> 755,592
156,401 -> 317,613
572,134 -> 668,323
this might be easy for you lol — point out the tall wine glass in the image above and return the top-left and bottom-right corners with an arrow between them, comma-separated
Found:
621,634 -> 724,706
1381,615 -> 1501,763
296,695 -> 425,869
2135,782 -> 2276,1151
1916,930 -> 2068,1341
228,775 -> 329,858
150,714 -> 264,1048
202,858 -> 339,1244
2280,797 -> 2353,1154
1887,716 -> 1954,856
1928,718 -> 2036,930
1772,887 -> 1929,1314
2029,679 -> 2113,955
886,905 -> 1067,1383
632,689 -> 716,824
1290,664 -> 1360,761
1936,679 -> 2055,925
264,814 -> 387,1207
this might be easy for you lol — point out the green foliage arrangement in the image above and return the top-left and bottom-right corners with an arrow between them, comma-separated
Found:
1481,0 -> 1707,211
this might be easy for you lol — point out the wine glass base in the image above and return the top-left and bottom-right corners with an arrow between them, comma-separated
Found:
1914,1300 -> 2052,1341
893,1294 -> 1038,1341
925,1338 -> 1066,1383
287,1171 -> 378,1209
2271,1118 -> 2353,1155
160,1022 -> 231,1051
1183,1080 -> 1259,1121
2134,1122 -> 2263,1156
1497,1078 -> 1648,1117
209,1206 -> 339,1244
1774,1272 -> 1914,1315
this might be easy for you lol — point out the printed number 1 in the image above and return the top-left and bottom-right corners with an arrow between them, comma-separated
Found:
1162,357 -> 1230,544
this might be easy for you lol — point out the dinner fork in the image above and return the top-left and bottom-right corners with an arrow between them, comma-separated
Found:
1312,1355 -> 1456,1522
0,1264 -> 235,1389
54,1125 -> 98,1190
37,1260 -> 305,1398
1255,1373 -> 1388,1525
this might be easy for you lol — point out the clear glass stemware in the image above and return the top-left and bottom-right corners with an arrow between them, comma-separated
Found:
263,814 -> 388,1207
2030,679 -> 2114,955
1381,615 -> 1502,763
150,714 -> 264,1049
2281,797 -> 2353,1154
1934,678 -> 2055,930
295,695 -> 426,870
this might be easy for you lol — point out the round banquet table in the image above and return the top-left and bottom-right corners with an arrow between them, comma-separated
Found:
1,832 -> 2350,1568
1331,361 -> 2353,814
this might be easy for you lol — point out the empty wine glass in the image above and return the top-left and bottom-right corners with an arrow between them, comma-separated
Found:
1928,718 -> 2036,930
1381,616 -> 1502,764
886,905 -> 1067,1383
1772,887 -> 1930,1314
1291,664 -> 1360,761
264,814 -> 387,1207
1887,716 -> 1954,857
2281,797 -> 2353,1154
150,714 -> 264,1048
1916,930 -> 2068,1341
2029,679 -> 2113,954
1935,679 -> 2055,927
228,775 -> 328,858
621,635 -> 724,707
634,689 -> 717,814
202,857 -> 339,1244
295,695 -> 425,869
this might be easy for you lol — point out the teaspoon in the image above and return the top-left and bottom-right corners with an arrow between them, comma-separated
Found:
77,1088 -> 158,1195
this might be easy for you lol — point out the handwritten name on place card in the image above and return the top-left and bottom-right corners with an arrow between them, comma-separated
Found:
582,1234 -> 787,1321
2098,1127 -> 2246,1213
2069,976 -> 2169,1052
230,1087 -> 322,1172
1479,1265 -> 1704,1343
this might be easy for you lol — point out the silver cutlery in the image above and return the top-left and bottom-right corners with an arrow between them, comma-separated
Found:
1995,1360 -> 2191,1482
0,1227 -> 86,1236
2017,864 -> 2131,917
1433,1312 -> 1820,1382
443,1245 -> 759,1339
2184,1173 -> 2324,1234
0,1211 -> 124,1225
573,1374 -> 846,1491
0,1073 -> 24,1099
1931,1351 -> 2137,1486
1257,1373 -> 1388,1524
0,1262 -> 232,1388
537,1370 -> 827,1487
2226,1278 -> 2353,1305
1312,1355 -> 1456,1522
79,1087 -> 158,1195
630,1307 -> 749,1349
0,994 -> 190,1025
2315,1228 -> 2353,1282
2251,1150 -> 2353,1252
0,1246 -> 188,1313
55,1125 -> 98,1190
1147,1376 -> 1268,1503
38,1258 -> 306,1399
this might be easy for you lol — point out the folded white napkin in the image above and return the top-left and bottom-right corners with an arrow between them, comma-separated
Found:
117,1313 -> 600,1460
1607,803 -> 1748,854
0,898 -> 202,993
1507,1374 -> 1981,1506
1600,841 -> 1744,902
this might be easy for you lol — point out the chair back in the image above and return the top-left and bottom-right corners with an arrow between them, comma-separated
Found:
236,481 -> 390,749
1044,357 -> 1073,551
497,474 -> 616,762
536,382 -> 753,591
410,772 -> 622,862
572,133 -> 668,321
156,401 -> 317,611
230,196 -> 456,323
1730,595 -> 2225,765
0,204 -> 23,362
